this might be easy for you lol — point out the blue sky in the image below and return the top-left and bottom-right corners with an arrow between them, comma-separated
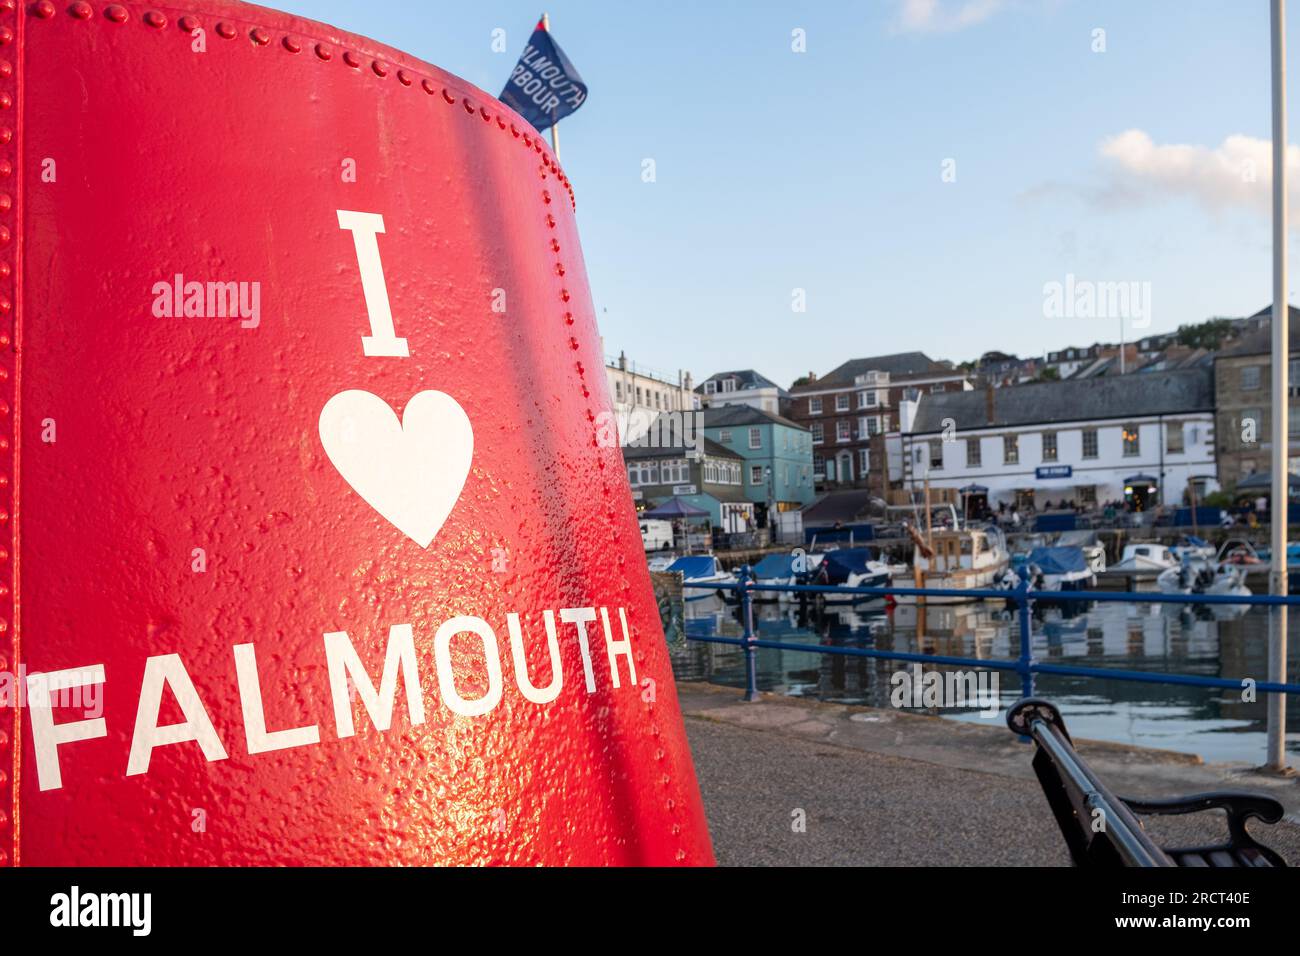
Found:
277,0 -> 1300,387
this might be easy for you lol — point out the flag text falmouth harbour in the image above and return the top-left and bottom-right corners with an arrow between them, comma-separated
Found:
500,13 -> 588,159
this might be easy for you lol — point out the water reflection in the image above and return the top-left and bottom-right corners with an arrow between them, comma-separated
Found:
673,594 -> 1300,765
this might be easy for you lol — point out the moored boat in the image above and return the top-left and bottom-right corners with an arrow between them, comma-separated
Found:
893,524 -> 1012,604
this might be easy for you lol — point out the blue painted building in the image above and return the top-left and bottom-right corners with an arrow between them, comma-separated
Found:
702,405 -> 815,523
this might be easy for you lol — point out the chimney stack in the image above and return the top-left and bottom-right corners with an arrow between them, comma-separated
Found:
985,385 -> 995,425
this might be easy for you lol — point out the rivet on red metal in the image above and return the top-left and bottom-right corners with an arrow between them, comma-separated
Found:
103,4 -> 126,23
143,9 -> 165,28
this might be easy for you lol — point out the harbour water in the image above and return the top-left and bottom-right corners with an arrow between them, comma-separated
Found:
674,593 -> 1300,765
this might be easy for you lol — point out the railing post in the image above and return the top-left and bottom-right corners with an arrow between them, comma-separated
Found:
1016,574 -> 1034,700
739,565 -> 759,701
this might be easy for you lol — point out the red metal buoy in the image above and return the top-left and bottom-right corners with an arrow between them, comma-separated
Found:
5,0 -> 714,866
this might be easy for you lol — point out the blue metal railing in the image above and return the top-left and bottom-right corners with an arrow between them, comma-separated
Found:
681,567 -> 1300,706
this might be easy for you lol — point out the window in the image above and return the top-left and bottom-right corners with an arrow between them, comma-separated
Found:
719,430 -> 732,444
930,441 -> 943,470
1041,431 -> 1058,462
750,465 -> 763,484
636,387 -> 643,404
748,427 -> 762,449
837,421 -> 851,442
1241,365 -> 1262,390
615,381 -> 622,401
1122,423 -> 1140,457
1082,428 -> 1098,459
812,422 -> 824,444
1003,435 -> 1018,465
858,417 -> 869,439
721,378 -> 736,393
859,449 -> 870,473
835,394 -> 850,412
867,417 -> 880,437
904,387 -> 920,402
813,454 -> 825,476
704,380 -> 716,395
966,437 -> 981,467
867,391 -> 878,407
809,397 -> 823,415
1291,360 -> 1300,398
627,463 -> 638,486
1166,422 -> 1185,454
857,391 -> 868,409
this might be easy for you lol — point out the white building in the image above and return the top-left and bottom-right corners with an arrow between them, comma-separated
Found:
902,369 -> 1218,511
695,369 -> 787,416
604,351 -> 697,445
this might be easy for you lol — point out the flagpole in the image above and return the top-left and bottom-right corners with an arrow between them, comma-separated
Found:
1267,0 -> 1290,773
542,12 -> 561,162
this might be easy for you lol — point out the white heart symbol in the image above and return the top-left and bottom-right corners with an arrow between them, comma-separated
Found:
318,389 -> 473,548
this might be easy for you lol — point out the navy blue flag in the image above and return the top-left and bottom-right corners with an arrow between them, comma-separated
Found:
499,19 -> 588,134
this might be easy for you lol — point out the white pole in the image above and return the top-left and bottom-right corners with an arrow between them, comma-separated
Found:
542,12 -> 561,162
1267,0 -> 1290,772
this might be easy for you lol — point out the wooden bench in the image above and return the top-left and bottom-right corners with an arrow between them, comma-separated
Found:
1007,698 -> 1288,867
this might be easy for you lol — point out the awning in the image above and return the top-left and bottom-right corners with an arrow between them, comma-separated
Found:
1123,474 -> 1158,485
959,484 -> 988,494
642,496 -> 710,518
1236,470 -> 1300,493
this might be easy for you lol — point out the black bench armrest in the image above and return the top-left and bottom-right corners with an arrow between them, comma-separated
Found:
1007,698 -> 1289,868
1121,792 -> 1288,868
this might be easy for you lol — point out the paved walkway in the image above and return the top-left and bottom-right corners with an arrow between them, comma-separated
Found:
678,682 -> 1300,866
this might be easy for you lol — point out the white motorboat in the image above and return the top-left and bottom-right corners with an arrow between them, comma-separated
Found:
1168,534 -> 1216,563
1156,538 -> 1256,598
1110,543 -> 1177,572
1157,559 -> 1250,597
666,555 -> 738,603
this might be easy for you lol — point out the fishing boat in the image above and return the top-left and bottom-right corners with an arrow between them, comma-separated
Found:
893,524 -> 1012,604
1110,543 -> 1177,571
1023,546 -> 1096,591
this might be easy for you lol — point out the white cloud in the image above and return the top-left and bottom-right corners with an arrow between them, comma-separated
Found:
895,0 -> 1007,33
1094,129 -> 1300,220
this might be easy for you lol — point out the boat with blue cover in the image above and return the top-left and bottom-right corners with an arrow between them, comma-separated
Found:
1023,546 -> 1096,591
